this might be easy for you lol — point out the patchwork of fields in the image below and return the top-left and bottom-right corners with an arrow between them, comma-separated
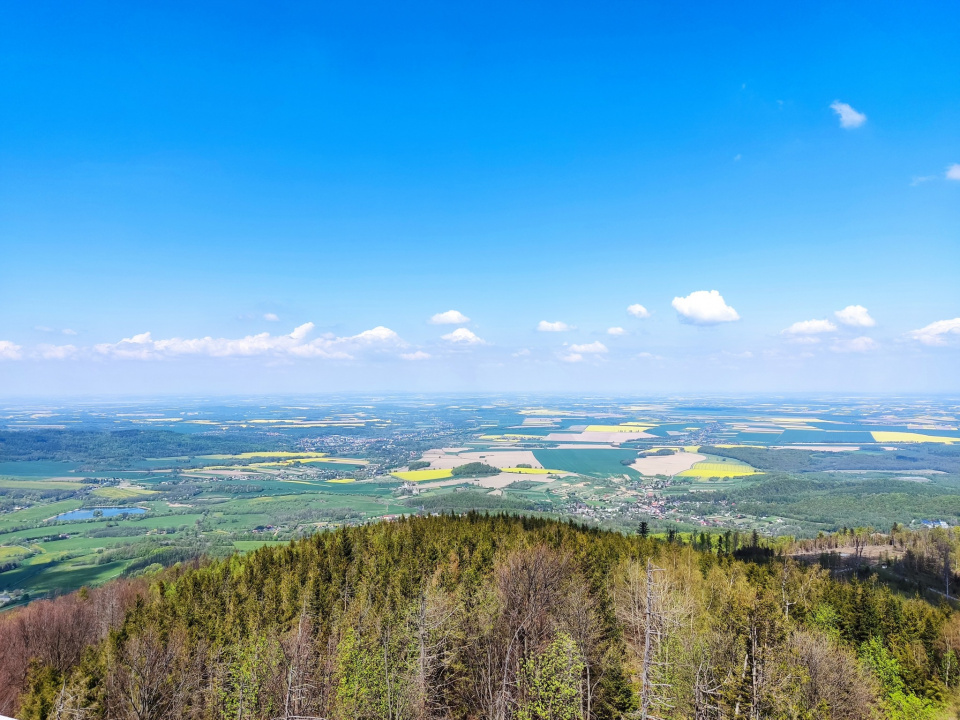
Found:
2,397 -> 960,605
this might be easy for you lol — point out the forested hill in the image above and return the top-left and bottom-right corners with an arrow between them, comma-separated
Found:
0,429 -> 281,464
2,515 -> 958,720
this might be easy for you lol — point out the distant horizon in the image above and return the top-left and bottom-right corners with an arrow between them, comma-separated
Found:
2,390 -> 959,404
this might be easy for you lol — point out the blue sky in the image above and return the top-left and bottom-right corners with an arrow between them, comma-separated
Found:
1,0 -> 958,395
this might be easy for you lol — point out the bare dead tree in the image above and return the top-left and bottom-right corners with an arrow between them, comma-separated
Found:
615,559 -> 676,720
692,658 -> 722,720
105,627 -> 200,720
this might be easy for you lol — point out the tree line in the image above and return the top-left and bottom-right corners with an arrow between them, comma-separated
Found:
1,514 -> 957,719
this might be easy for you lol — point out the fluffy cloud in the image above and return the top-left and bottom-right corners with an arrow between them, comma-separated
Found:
352,326 -> 402,344
263,313 -> 280,322
94,324 -> 402,360
834,305 -> 875,327
782,319 -> 837,335
430,310 -> 470,325
832,336 -> 879,353
607,327 -> 625,336
0,341 -> 23,360
946,164 -> 960,181
672,290 -> 739,325
627,304 -> 650,318
569,341 -> 608,354
560,353 -> 583,363
36,344 -> 78,360
400,351 -> 431,361
441,328 -> 485,344
830,101 -> 867,129
538,320 -> 571,332
908,318 -> 960,346
62,328 -> 78,336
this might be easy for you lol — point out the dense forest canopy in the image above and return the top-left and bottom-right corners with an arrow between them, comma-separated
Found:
1,514 -> 957,720
0,430 -> 283,464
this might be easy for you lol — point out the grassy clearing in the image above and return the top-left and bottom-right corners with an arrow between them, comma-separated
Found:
0,500 -> 82,531
0,478 -> 87,491
233,540 -> 289,552
584,424 -> 654,433
91,486 -> 158,499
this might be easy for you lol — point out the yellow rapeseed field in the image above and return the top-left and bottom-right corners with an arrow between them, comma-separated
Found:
679,462 -> 761,479
390,469 -> 454,481
871,431 -> 960,444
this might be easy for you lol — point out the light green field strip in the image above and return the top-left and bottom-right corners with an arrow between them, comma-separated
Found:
91,486 -> 158,499
584,424 -> 655,432
279,457 -> 369,465
479,434 -> 544,440
0,479 -> 87,491
197,451 -> 328,459
501,467 -> 564,475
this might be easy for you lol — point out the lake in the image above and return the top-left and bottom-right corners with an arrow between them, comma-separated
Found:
52,507 -> 148,521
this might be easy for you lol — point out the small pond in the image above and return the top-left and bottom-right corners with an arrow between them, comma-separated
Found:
52,507 -> 148,521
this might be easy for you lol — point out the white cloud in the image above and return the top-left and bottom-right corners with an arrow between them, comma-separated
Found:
94,324 -> 402,360
513,348 -> 531,357
441,328 -> 485,345
672,290 -> 739,325
636,352 -> 663,360
352,326 -> 402,344
947,164 -> 960,181
538,320 -> 571,332
908,318 -> 960,346
263,313 -> 280,322
569,341 -> 608,354
37,344 -> 78,360
787,336 -> 822,345
607,327 -> 625,336
560,353 -> 583,363
430,310 -> 470,325
62,328 -> 78,336
830,101 -> 867,129
832,336 -> 879,353
627,304 -> 650,318
782,319 -> 837,335
400,351 -> 431,361
0,341 -> 23,360
834,305 -> 875,327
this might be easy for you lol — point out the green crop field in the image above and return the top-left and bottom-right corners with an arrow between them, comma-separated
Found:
532,449 -> 640,477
